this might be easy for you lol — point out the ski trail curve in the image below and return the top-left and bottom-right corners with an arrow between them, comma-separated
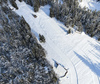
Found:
39,17 -> 78,84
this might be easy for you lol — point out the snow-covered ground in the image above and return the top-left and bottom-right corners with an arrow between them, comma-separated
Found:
10,0 -> 100,84
79,0 -> 100,11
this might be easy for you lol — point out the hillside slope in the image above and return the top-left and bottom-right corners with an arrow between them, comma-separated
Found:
13,0 -> 100,84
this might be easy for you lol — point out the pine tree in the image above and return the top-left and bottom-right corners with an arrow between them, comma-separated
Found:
34,0 -> 40,12
50,7 -> 55,18
68,29 -> 71,34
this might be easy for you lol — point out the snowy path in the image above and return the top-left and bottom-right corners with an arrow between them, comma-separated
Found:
14,0 -> 100,84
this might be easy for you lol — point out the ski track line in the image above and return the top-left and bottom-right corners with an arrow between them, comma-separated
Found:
41,27 -> 78,84
82,42 -> 100,84
74,39 -> 100,84
39,17 -> 80,84
39,17 -> 78,84
73,38 -> 100,84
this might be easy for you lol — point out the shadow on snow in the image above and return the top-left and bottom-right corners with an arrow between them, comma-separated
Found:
74,51 -> 100,77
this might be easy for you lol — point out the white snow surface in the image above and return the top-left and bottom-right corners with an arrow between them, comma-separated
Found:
79,0 -> 100,11
14,0 -> 100,84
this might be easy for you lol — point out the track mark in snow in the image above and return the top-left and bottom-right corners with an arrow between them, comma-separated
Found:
82,44 -> 100,84
39,15 -> 78,84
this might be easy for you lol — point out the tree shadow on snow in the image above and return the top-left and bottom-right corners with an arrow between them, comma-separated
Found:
52,59 -> 68,70
88,41 -> 100,53
74,51 -> 100,77
31,29 -> 39,40
88,50 -> 100,60
40,5 -> 50,16
59,25 -> 67,33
